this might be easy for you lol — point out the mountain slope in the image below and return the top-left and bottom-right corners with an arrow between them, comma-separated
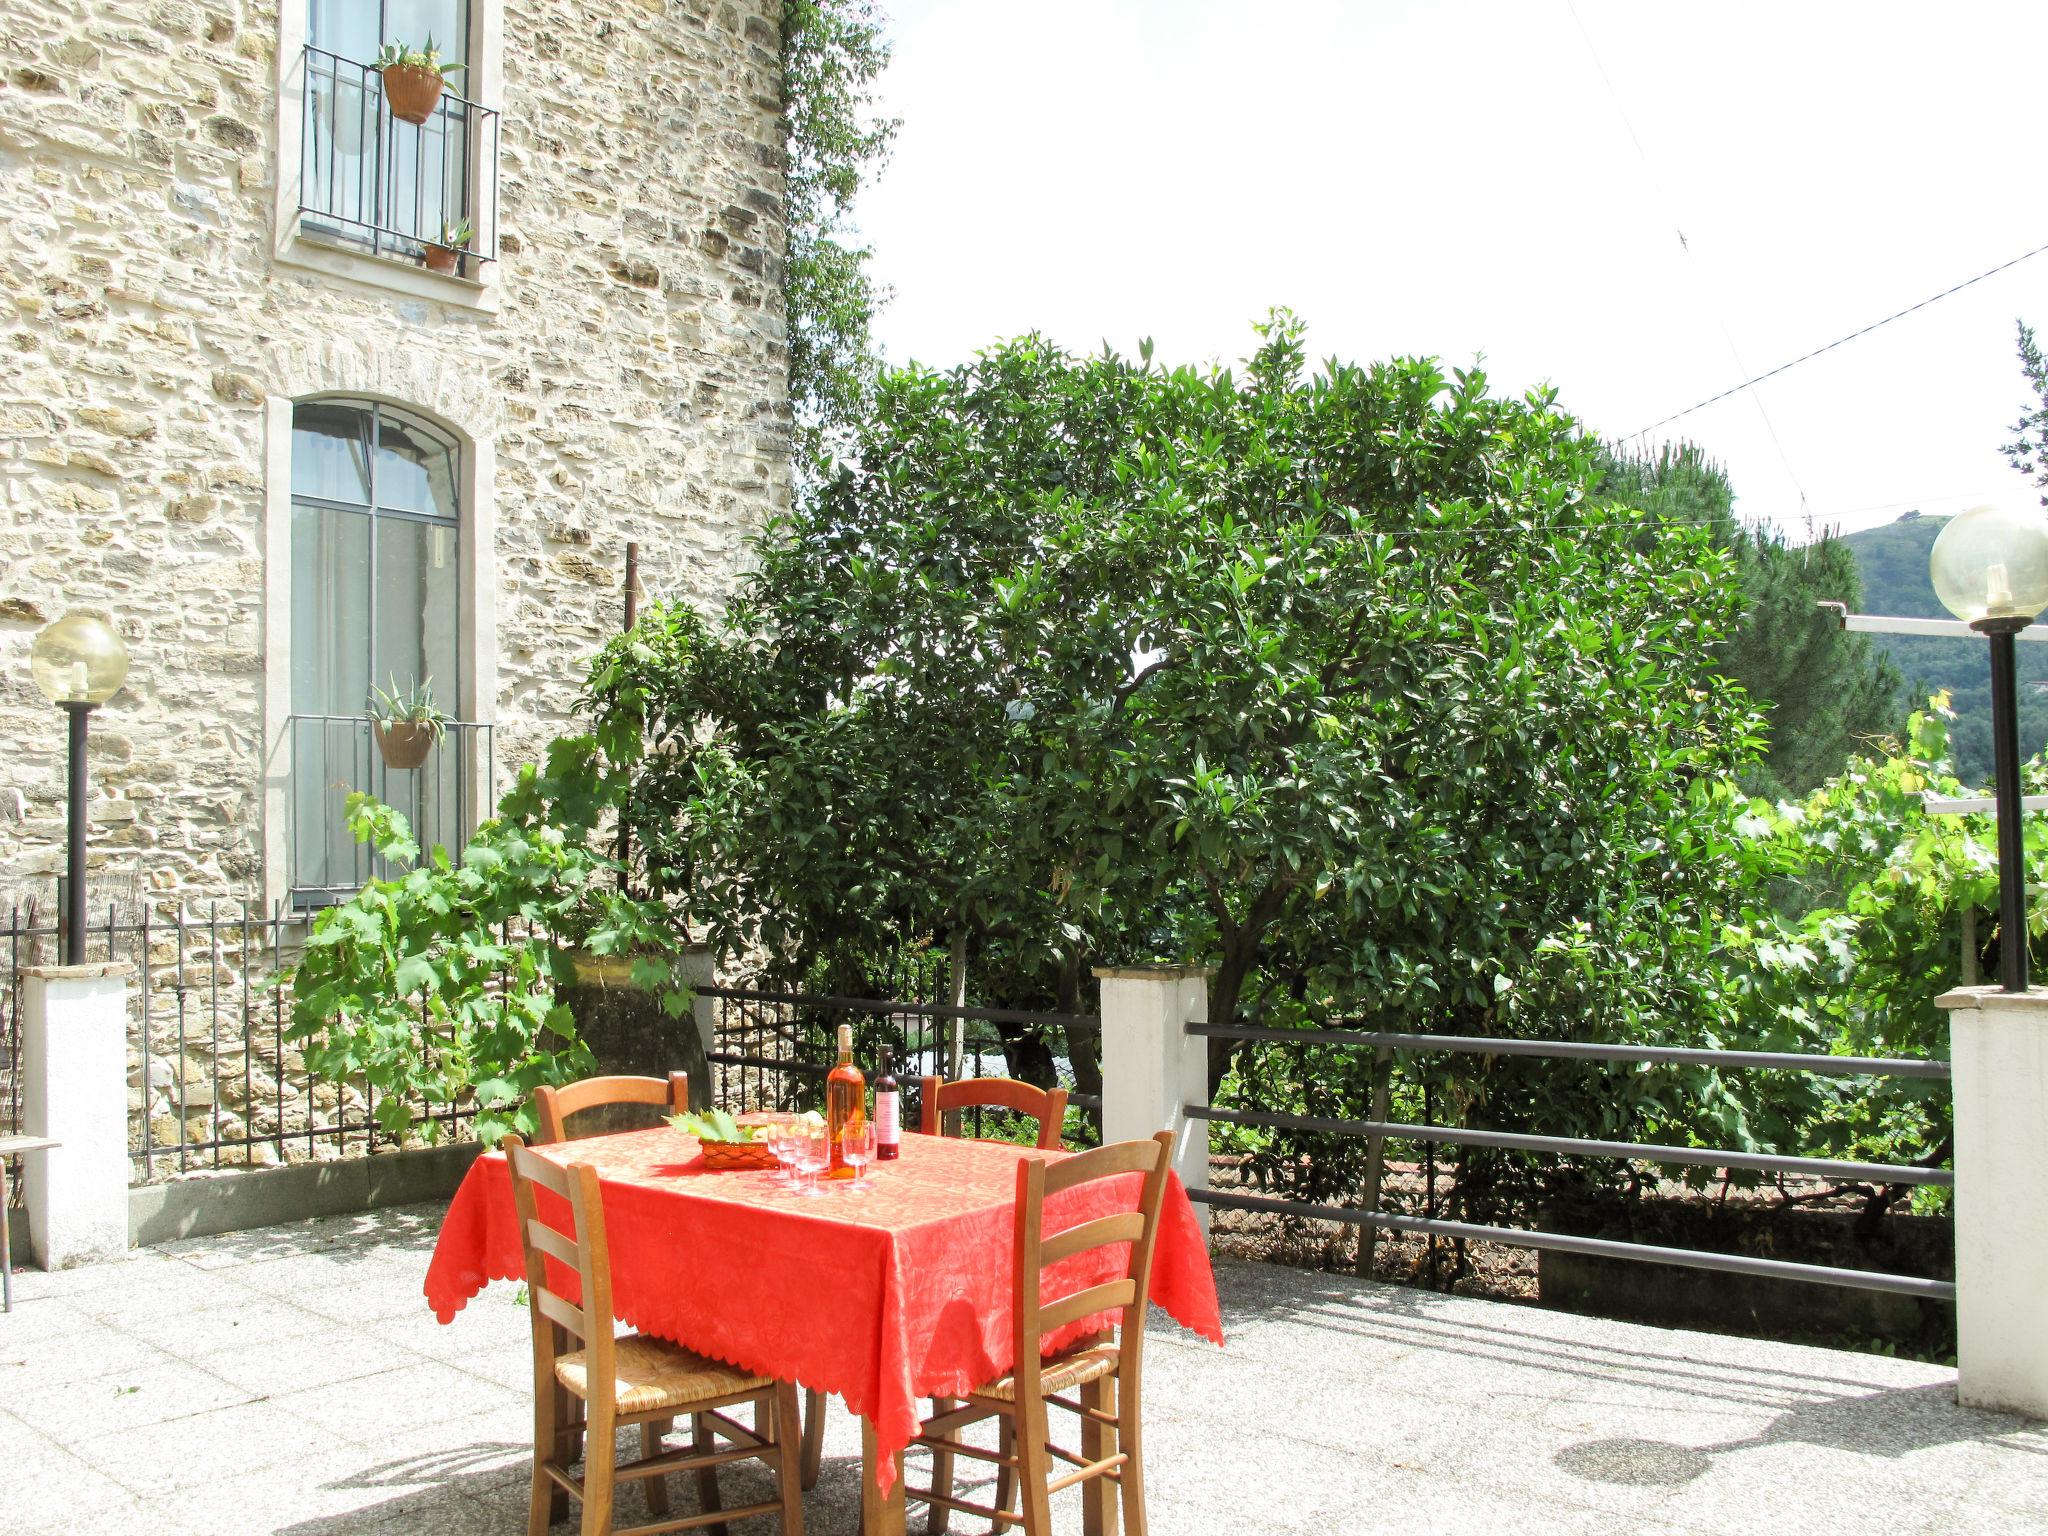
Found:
1839,512 -> 2048,784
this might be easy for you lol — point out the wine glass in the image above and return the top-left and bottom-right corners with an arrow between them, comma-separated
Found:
841,1119 -> 874,1193
794,1126 -> 830,1196
767,1115 -> 798,1187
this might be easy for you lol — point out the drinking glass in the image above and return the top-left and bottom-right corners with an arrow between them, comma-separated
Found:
794,1127 -> 829,1196
767,1115 -> 798,1187
841,1119 -> 874,1193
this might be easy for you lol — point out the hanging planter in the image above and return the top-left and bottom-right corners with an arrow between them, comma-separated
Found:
423,216 -> 473,277
376,37 -> 461,126
368,676 -> 449,770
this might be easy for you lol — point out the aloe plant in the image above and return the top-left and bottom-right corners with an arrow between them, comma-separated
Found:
375,36 -> 463,78
368,676 -> 451,741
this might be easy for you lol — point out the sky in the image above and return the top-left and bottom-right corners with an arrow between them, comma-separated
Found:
855,0 -> 2048,539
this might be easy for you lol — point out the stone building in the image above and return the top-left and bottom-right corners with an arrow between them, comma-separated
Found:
0,0 -> 790,914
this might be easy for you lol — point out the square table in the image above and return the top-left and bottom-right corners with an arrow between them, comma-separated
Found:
425,1127 -> 1222,1532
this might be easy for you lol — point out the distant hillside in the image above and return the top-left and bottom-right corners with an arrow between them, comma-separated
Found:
1840,512 -> 2048,784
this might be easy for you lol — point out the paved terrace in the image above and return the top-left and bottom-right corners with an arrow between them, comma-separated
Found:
1,1204 -> 2042,1536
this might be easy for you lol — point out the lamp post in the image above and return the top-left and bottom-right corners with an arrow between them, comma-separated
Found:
28,613 -> 130,966
1930,504 -> 2048,992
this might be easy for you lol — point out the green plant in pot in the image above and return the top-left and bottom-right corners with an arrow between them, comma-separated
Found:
425,215 -> 473,276
376,36 -> 462,125
368,676 -> 450,770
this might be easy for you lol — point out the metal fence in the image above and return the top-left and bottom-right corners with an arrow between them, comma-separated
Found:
1190,1022 -> 1954,1299
0,901 -> 475,1192
700,985 -> 1102,1145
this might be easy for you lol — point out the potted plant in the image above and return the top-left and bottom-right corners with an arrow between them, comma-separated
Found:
375,37 -> 462,126
424,216 -> 473,276
368,676 -> 450,770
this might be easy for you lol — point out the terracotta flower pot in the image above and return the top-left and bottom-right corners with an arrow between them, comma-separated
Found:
423,243 -> 461,275
381,63 -> 445,126
373,719 -> 438,770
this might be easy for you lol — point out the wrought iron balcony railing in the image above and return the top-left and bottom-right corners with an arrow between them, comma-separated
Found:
287,713 -> 495,909
297,45 -> 501,271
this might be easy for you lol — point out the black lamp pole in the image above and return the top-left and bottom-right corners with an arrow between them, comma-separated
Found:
60,700 -> 92,967
1978,615 -> 2030,992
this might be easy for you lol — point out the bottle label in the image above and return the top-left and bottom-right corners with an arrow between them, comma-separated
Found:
875,1090 -> 900,1147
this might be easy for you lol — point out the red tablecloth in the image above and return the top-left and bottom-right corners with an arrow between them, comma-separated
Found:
425,1129 -> 1223,1492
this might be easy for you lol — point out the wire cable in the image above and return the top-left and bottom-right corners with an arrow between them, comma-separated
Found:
1634,236 -> 2048,438
1563,0 -> 1811,524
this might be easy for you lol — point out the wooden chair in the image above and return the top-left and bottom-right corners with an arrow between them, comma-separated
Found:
505,1136 -> 806,1536
533,1073 -> 692,1146
908,1130 -> 1173,1536
919,1075 -> 1069,1151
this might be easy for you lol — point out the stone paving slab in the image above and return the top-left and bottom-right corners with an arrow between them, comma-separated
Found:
2,1202 -> 2044,1535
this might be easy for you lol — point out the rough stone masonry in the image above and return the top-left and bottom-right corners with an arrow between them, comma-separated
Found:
0,0 -> 791,904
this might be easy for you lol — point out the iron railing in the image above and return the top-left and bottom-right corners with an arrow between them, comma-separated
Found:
1190,1024 -> 1955,1300
0,901 -> 477,1191
701,986 -> 1102,1143
288,714 -> 493,909
298,44 -> 501,269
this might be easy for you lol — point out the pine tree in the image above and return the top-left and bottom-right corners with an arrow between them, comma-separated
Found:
1594,444 -> 1902,801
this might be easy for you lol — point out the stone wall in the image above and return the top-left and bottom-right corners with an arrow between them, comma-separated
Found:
0,0 -> 789,903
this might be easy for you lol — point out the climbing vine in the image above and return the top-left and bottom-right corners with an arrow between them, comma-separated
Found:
781,0 -> 898,467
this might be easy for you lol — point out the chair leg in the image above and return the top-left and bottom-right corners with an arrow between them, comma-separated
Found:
1117,1384 -> 1146,1536
530,1373 -> 563,1536
772,1381 -> 807,1536
1079,1377 -> 1117,1536
993,1414 -> 1017,1530
800,1385 -> 825,1491
581,1406 -> 616,1536
643,1418 -> 673,1519
1017,1398 -> 1053,1536
690,1412 -> 726,1536
927,1397 -> 956,1536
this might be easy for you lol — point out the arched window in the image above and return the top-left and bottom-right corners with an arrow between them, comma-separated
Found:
289,397 -> 466,904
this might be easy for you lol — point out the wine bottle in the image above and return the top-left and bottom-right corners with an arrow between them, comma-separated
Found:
825,1022 -> 865,1179
874,1046 -> 901,1161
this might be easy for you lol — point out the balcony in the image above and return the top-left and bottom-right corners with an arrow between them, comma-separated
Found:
295,44 -> 500,274
287,713 -> 495,910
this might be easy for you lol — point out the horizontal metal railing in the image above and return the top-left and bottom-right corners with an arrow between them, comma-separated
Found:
1189,1024 -> 1955,1300
288,713 -> 493,908
298,44 -> 501,268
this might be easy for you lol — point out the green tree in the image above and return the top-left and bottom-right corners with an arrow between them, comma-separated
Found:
1593,443 -> 1900,801
594,318 -> 1765,1157
781,0 -> 897,466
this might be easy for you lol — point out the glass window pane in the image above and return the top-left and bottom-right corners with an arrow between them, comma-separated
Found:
372,515 -> 459,708
292,402 -> 373,504
290,502 -> 372,714
306,0 -> 380,64
375,413 -> 459,520
384,0 -> 469,67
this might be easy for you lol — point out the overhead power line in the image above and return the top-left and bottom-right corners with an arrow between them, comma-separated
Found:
1634,236 -> 2048,439
1562,0 -> 1811,525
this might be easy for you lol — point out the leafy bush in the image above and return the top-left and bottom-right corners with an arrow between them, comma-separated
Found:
285,739 -> 691,1144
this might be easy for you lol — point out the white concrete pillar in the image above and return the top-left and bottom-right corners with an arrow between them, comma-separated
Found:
1941,984 -> 2048,1418
22,962 -> 132,1269
1096,964 -> 1212,1232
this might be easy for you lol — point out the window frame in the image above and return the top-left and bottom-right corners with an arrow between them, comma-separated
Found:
272,0 -> 504,311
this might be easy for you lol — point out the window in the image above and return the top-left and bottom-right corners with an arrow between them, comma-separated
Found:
288,398 -> 478,905
295,0 -> 498,273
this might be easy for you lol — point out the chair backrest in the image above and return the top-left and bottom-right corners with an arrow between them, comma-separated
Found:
1010,1130 -> 1172,1400
532,1072 -> 691,1145
504,1134 -> 617,1395
919,1074 -> 1069,1150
